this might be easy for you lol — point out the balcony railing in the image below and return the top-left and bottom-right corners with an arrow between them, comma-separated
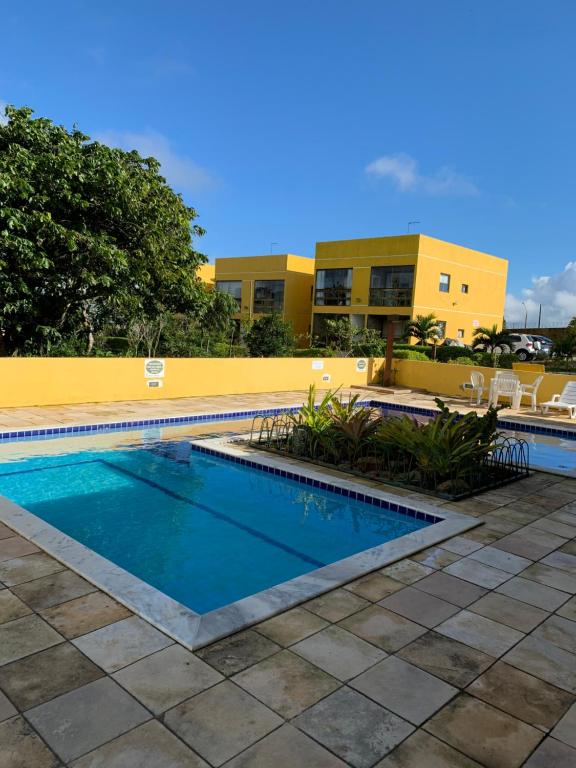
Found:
253,299 -> 284,314
369,287 -> 413,307
314,287 -> 352,306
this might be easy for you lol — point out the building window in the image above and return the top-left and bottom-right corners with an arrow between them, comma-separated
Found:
314,268 -> 352,306
215,280 -> 242,308
369,266 -> 414,306
461,283 -> 469,294
457,329 -> 465,338
253,280 -> 284,313
439,273 -> 450,293
436,320 -> 447,339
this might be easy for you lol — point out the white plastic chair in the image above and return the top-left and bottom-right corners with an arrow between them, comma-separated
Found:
489,373 -> 521,409
518,375 -> 544,411
541,381 -> 576,419
460,371 -> 485,405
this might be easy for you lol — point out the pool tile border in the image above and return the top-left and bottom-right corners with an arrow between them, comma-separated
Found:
0,438 -> 478,650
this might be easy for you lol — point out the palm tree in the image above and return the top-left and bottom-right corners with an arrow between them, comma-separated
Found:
472,324 -> 512,366
404,314 -> 441,345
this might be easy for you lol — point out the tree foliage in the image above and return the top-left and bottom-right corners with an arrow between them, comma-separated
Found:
404,313 -> 441,345
245,313 -> 295,357
0,106 -> 211,354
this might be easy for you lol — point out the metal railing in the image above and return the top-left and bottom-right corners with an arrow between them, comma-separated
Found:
369,287 -> 413,307
314,287 -> 351,306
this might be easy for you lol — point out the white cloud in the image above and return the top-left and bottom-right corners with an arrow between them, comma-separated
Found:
95,129 -> 216,193
365,152 -> 479,197
505,262 -> 576,326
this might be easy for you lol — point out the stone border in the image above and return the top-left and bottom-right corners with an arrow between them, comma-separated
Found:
0,436 -> 478,649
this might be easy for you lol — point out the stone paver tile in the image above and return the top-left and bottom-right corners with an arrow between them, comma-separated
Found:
411,546 -> 462,569
532,614 -> 576,654
72,616 -> 173,672
294,687 -> 414,768
521,562 -> 576,593
224,723 -> 348,768
436,609 -> 524,657
375,728 -> 483,767
397,630 -> 495,687
531,518 -> 576,539
26,677 -> 150,763
467,660 -> 574,731
233,648 -> 340,717
0,615 -> 62,666
542,550 -> 576,575
462,526 -> 503,545
0,642 -> 104,710
195,629 -> 280,676
12,569 -> 96,610
164,680 -> 282,767
468,592 -> 549,633
40,591 -> 131,639
70,719 -> 209,768
496,576 -> 570,610
292,625 -> 385,681
379,559 -> 433,585
379,585 -> 460,628
0,715 -> 59,767
256,607 -> 328,646
492,534 -> 558,561
424,693 -> 543,768
557,596 -> 576,621
523,737 -> 576,767
443,558 -> 511,589
0,536 -> 40,563
440,537 -> 483,556
0,553 -> 66,586
560,540 -> 576,556
468,545 -> 532,574
552,702 -> 576,748
0,689 -> 17,722
304,588 -> 369,622
351,656 -> 457,725
413,572 -> 487,607
112,644 -> 223,714
339,604 -> 426,652
504,635 -> 576,693
344,572 -> 405,601
0,590 -> 32,624
0,523 -> 16,540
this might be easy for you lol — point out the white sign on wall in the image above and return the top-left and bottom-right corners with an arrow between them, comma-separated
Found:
312,360 -> 324,370
144,359 -> 166,378
322,374 -> 331,382
472,320 -> 480,328
356,358 -> 367,372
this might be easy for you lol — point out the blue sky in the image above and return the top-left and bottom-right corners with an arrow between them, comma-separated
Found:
1,1 -> 575,324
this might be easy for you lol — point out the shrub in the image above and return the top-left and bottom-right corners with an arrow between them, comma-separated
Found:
293,347 -> 336,358
495,353 -> 518,369
393,350 -> 430,361
246,314 -> 295,357
452,356 -> 475,365
434,346 -> 476,363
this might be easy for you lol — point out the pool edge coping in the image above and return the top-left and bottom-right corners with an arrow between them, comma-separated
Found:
0,438 -> 479,650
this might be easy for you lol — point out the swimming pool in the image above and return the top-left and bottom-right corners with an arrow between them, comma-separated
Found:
0,424 -> 474,647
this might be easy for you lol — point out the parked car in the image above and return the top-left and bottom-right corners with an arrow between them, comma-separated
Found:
441,338 -> 467,348
505,333 -> 539,361
530,335 -> 554,357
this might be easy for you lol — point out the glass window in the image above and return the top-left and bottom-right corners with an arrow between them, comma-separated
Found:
457,329 -> 465,338
439,273 -> 450,293
215,280 -> 242,307
369,266 -> 414,306
461,283 -> 469,294
314,269 -> 352,306
253,280 -> 284,313
436,320 -> 447,339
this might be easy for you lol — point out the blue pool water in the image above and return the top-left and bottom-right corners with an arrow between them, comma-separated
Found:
0,438 -> 429,614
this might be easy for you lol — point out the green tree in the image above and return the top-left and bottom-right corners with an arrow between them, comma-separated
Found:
0,106 -> 209,355
404,313 -> 441,345
472,324 -> 513,366
245,313 -> 295,357
324,317 -> 355,354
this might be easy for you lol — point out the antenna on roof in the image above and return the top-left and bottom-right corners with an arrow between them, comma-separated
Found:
270,242 -> 279,254
407,221 -> 420,234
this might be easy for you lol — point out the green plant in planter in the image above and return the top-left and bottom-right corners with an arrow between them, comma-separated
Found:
289,385 -> 338,457
325,405 -> 381,465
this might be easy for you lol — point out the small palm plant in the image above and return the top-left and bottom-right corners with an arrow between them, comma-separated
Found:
404,314 -> 441,346
472,325 -> 513,367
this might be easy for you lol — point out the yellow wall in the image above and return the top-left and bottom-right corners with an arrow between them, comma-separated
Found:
197,263 -> 215,287
214,254 -> 314,339
311,235 -> 508,344
392,359 -> 574,403
0,357 -> 374,408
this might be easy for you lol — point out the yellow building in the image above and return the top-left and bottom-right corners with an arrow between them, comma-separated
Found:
311,234 -> 508,344
214,254 -> 314,340
197,263 -> 215,287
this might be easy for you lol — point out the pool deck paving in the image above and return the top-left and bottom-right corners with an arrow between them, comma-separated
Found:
0,391 -> 575,766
